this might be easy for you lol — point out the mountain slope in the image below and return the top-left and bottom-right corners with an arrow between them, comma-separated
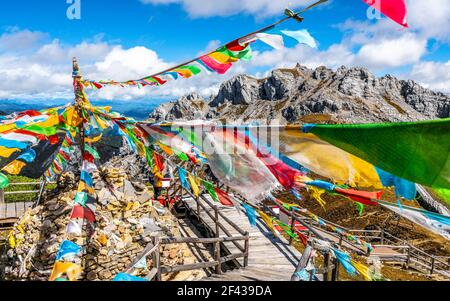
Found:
149,64 -> 450,124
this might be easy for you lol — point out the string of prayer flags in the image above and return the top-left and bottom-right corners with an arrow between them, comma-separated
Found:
379,200 -> 450,240
81,14 -> 320,91
270,195 -> 374,252
303,119 -> 450,198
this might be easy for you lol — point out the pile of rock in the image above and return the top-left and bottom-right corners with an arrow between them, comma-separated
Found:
1,165 -> 205,281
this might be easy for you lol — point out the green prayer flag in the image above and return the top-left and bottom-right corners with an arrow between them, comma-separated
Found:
355,202 -> 364,216
85,145 -> 100,159
22,124 -> 58,136
276,220 -> 298,240
177,65 -> 202,75
218,45 -> 253,62
74,192 -> 88,207
434,188 -> 450,205
307,119 -> 450,190
0,172 -> 9,189
175,151 -> 189,162
202,180 -> 219,202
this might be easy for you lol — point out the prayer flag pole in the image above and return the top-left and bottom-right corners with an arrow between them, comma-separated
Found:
72,57 -> 85,165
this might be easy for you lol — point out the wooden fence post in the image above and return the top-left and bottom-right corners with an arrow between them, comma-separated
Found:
338,233 -> 343,247
153,236 -> 162,281
244,231 -> 249,267
289,208 -> 295,245
331,257 -> 340,281
323,252 -> 330,281
0,189 -> 4,204
406,246 -> 411,269
196,196 -> 200,217
214,206 -> 222,275
430,257 -> 435,275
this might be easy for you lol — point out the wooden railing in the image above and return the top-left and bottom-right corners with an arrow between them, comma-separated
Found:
124,236 -> 161,281
350,229 -> 450,277
174,185 -> 250,275
0,181 -> 56,224
0,181 -> 56,203
143,160 -> 250,278
260,198 -> 450,279
261,200 -> 339,281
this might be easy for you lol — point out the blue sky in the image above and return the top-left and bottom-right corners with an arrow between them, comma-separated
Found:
0,0 -> 449,110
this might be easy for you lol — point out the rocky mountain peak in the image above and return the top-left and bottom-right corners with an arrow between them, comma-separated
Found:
149,64 -> 450,124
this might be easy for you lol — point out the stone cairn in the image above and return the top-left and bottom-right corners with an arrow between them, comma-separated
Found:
1,159 -> 206,281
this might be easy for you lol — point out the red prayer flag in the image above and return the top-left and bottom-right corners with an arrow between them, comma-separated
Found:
226,40 -> 249,52
93,82 -> 103,89
83,152 -> 95,163
363,0 -> 408,27
48,134 -> 60,145
14,129 -> 46,141
214,188 -> 234,207
70,205 -> 95,223
336,188 -> 382,206
153,152 -> 165,172
17,110 -> 42,118
151,76 -> 167,86
59,150 -> 70,161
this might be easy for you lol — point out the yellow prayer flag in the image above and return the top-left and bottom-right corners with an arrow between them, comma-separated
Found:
309,186 -> 327,207
49,261 -> 82,281
188,173 -> 200,197
85,134 -> 103,143
2,160 -> 26,175
352,260 -> 372,281
93,114 -> 109,129
36,112 -> 59,128
0,146 -> 20,158
159,143 -> 174,156
280,130 -> 383,189
64,107 -> 83,127
173,68 -> 193,78
8,232 -> 16,249
0,123 -> 17,134
258,211 -> 274,232
78,181 -> 96,195
209,52 -> 238,64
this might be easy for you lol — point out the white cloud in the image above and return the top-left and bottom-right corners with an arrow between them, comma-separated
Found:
355,34 -> 428,69
0,28 -> 48,52
0,29 -> 245,101
140,0 -> 318,18
409,60 -> 450,93
408,0 -> 450,42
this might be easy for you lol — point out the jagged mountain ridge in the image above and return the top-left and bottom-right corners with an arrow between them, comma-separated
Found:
149,64 -> 450,124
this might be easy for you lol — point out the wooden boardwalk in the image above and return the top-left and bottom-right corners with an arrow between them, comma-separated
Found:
183,195 -> 303,281
0,202 -> 33,223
